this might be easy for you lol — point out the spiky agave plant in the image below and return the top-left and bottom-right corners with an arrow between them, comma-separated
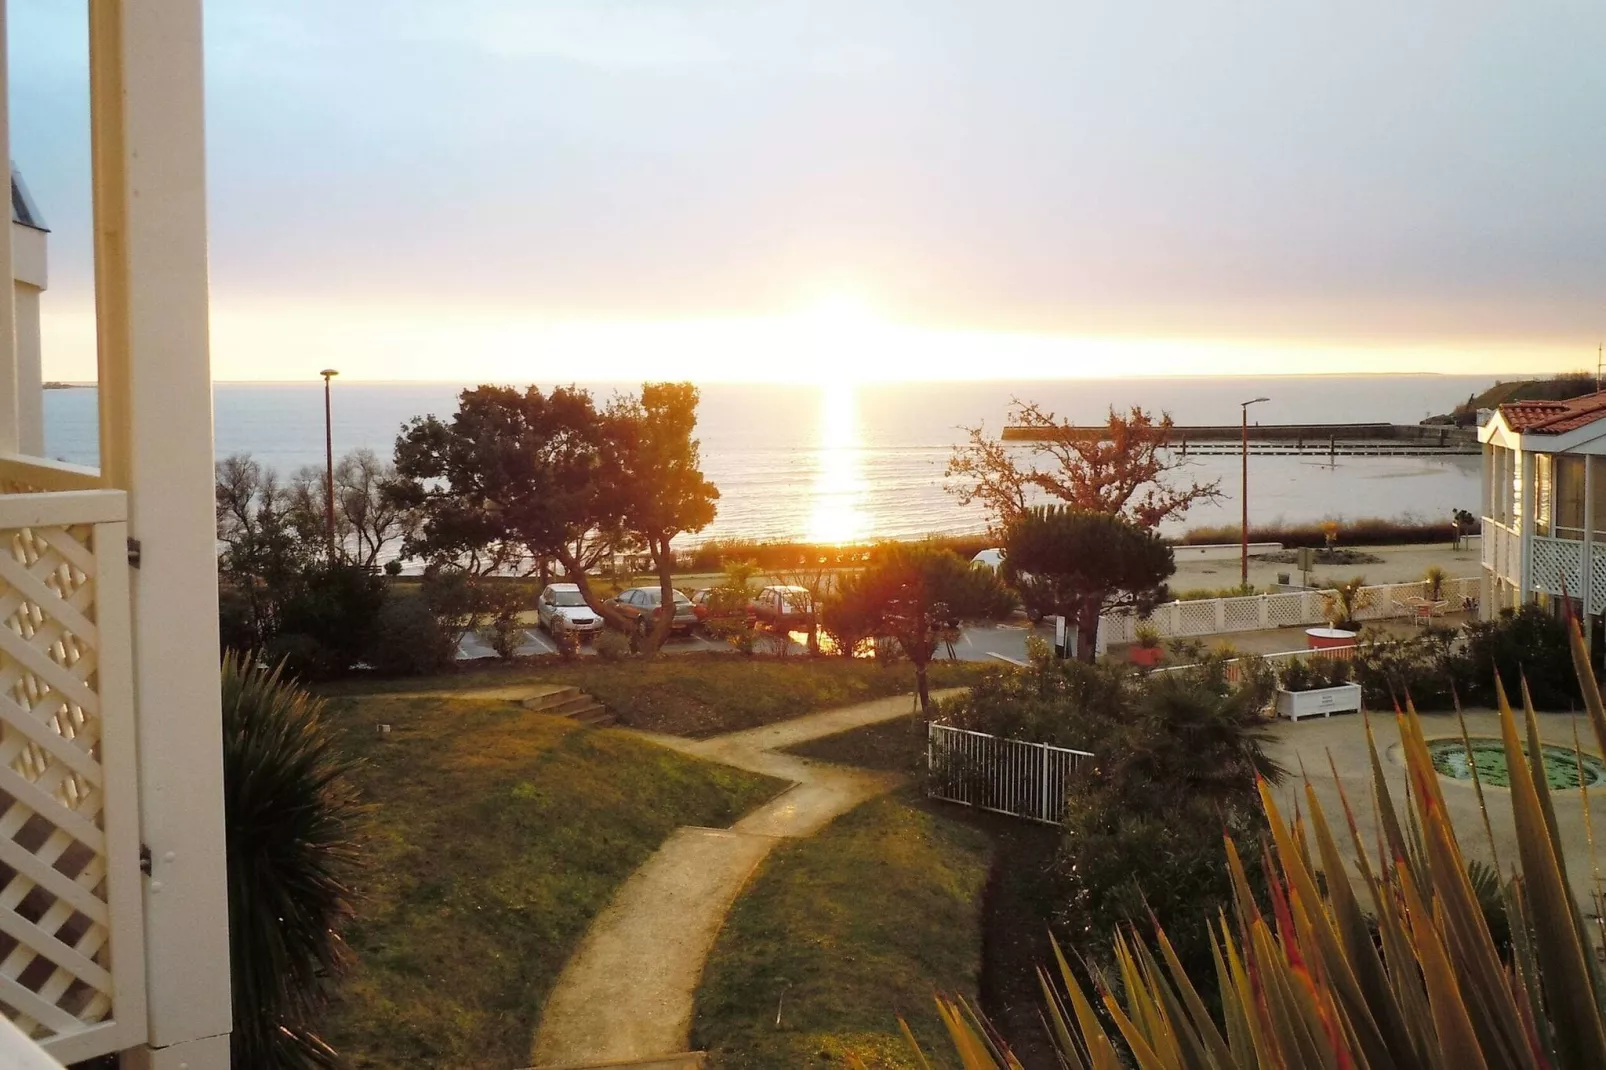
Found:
221,652 -> 361,1069
894,614 -> 1606,1070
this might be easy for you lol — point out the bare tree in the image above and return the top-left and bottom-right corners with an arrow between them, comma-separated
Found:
947,401 -> 1220,533
335,448 -> 418,569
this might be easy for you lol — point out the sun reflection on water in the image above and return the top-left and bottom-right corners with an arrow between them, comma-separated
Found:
806,382 -> 866,544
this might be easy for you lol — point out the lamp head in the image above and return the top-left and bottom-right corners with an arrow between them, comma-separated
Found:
320,368 -> 339,379
1242,396 -> 1270,407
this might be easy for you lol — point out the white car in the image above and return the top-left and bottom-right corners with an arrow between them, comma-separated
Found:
536,583 -> 604,638
971,548 -> 1006,571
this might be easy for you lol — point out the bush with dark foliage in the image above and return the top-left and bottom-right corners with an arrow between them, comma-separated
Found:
221,653 -> 360,1069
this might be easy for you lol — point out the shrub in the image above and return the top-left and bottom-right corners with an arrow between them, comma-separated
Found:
1463,603 -> 1575,709
1133,622 -> 1161,648
910,616 -> 1606,1069
938,655 -> 1281,981
1277,656 -> 1353,693
221,653 -> 360,1069
484,586 -> 529,660
1348,626 -> 1461,709
367,596 -> 457,676
595,628 -> 632,662
275,561 -> 389,679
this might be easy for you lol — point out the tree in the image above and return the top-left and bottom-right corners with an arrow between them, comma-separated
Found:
217,454 -> 321,650
825,544 -> 1014,712
947,401 -> 1219,532
1002,506 -> 1174,661
391,385 -> 633,628
336,448 -> 418,569
608,382 -> 719,653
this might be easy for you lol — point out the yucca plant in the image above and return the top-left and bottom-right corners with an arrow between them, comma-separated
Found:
221,652 -> 361,1069
895,613 -> 1606,1070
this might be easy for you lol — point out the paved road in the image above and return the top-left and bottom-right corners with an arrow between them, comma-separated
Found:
526,689 -> 966,1069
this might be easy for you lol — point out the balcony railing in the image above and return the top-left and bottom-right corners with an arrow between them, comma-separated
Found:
0,487 -> 146,1061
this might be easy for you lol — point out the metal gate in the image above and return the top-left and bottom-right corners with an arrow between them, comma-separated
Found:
926,723 -> 1091,824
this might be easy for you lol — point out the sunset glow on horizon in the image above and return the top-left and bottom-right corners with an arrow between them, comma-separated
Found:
32,300 -> 1589,384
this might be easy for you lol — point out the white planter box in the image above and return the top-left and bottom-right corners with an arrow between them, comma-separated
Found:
1275,683 -> 1362,721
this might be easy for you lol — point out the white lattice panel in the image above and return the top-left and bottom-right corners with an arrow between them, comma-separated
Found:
1222,597 -> 1262,631
0,493 -> 144,1059
1265,593 -> 1305,628
1177,601 -> 1218,636
1530,536 -> 1584,597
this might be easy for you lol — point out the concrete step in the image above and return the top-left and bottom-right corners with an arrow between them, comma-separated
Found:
546,693 -> 606,718
523,1054 -> 705,1070
522,686 -> 583,712
572,704 -> 615,727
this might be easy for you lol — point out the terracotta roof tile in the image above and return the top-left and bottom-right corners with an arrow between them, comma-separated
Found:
1501,391 -> 1606,433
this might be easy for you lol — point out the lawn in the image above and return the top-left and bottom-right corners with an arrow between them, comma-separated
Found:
783,721 -> 1066,1066
785,717 -> 928,773
319,691 -> 783,1069
692,794 -> 992,1069
324,653 -> 991,737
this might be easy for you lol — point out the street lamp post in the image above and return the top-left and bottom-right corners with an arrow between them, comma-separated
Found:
1240,396 -> 1270,588
321,369 -> 339,558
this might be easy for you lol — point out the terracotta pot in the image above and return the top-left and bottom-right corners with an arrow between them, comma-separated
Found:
1129,645 -> 1164,667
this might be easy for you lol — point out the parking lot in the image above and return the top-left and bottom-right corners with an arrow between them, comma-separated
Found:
456,619 -> 1044,664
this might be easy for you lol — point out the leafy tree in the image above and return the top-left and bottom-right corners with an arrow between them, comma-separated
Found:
391,385 -> 632,627
609,382 -> 719,652
947,401 -> 1219,532
1002,506 -> 1174,661
825,544 -> 1013,712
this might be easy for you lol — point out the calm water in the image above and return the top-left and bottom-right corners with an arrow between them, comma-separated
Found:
44,375 -> 1492,544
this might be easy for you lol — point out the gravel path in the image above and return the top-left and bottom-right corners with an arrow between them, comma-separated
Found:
525,689 -> 963,1069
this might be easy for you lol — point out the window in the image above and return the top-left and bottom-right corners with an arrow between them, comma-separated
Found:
1535,455 -> 1553,536
1556,455 -> 1585,539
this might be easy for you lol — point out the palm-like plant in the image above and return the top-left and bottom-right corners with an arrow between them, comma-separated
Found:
1321,574 -> 1374,630
894,614 -> 1606,1069
221,652 -> 361,1068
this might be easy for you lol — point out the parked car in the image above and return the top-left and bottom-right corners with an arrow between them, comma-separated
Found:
536,583 -> 604,639
689,587 -> 755,626
607,585 -> 700,637
749,585 -> 814,629
972,548 -> 1042,621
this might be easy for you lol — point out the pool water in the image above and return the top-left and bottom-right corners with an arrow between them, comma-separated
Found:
1428,737 -> 1606,790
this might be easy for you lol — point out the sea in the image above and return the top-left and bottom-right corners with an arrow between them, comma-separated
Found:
41,375 -> 1494,546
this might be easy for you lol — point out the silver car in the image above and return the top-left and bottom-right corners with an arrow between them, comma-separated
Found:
536,583 -> 604,638
608,585 -> 699,637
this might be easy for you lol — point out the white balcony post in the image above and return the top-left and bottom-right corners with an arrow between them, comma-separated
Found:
0,3 -> 19,455
90,0 -> 232,1067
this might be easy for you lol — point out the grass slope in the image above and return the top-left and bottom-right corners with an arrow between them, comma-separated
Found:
327,654 -> 989,737
321,693 -> 782,1069
693,795 -> 991,1069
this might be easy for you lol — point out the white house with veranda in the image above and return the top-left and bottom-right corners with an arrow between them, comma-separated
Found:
1481,391 -> 1606,655
0,1 -> 233,1067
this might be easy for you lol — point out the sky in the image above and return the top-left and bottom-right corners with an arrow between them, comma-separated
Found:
10,0 -> 1606,382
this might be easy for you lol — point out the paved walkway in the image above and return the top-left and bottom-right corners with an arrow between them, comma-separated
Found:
1267,708 -> 1606,913
526,689 -> 963,1070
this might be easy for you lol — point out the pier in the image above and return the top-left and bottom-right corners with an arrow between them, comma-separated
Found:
1000,421 -> 1480,456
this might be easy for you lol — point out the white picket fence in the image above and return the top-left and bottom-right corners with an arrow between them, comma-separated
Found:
1100,576 -> 1481,645
926,723 -> 1092,824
